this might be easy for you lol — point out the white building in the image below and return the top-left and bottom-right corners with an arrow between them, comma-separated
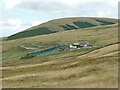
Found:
69,43 -> 80,49
69,42 -> 93,49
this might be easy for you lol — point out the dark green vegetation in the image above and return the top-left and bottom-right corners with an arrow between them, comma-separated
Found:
60,24 -> 78,30
96,20 -> 115,25
20,53 -> 35,59
7,27 -> 57,40
6,17 -> 117,40
73,21 -> 97,28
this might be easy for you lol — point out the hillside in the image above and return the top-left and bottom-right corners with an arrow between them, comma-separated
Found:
2,43 -> 118,88
7,17 -> 117,40
2,17 -> 118,88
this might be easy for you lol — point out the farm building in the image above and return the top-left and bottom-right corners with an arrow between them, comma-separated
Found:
69,43 -> 80,49
69,42 -> 93,49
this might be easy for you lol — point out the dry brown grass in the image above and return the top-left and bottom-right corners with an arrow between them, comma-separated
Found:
2,43 -> 118,88
27,17 -> 117,32
2,56 -> 118,88
78,43 -> 118,58
2,23 -> 118,88
3,24 -> 118,51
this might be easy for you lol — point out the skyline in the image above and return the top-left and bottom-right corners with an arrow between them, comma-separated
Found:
0,0 -> 119,37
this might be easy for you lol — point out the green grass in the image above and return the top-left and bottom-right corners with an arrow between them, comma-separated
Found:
73,21 -> 97,28
2,47 -> 94,66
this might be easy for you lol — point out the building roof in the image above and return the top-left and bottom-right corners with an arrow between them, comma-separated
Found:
73,43 -> 80,45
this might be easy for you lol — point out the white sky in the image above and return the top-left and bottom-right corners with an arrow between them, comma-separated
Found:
0,0 -> 119,37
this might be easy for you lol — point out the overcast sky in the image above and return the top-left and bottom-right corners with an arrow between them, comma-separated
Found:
0,0 -> 119,37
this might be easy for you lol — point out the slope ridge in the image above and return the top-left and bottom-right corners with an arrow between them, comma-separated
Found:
7,17 -> 117,40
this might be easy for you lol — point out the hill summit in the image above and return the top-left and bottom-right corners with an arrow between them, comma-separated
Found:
7,17 -> 117,40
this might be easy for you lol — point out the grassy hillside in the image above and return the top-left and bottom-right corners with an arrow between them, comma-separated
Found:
2,43 -> 118,88
7,27 -> 57,40
3,24 -> 118,52
2,18 -> 118,88
7,17 -> 117,40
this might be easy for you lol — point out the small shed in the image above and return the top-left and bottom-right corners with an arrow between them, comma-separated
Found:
82,42 -> 93,48
69,43 -> 80,49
